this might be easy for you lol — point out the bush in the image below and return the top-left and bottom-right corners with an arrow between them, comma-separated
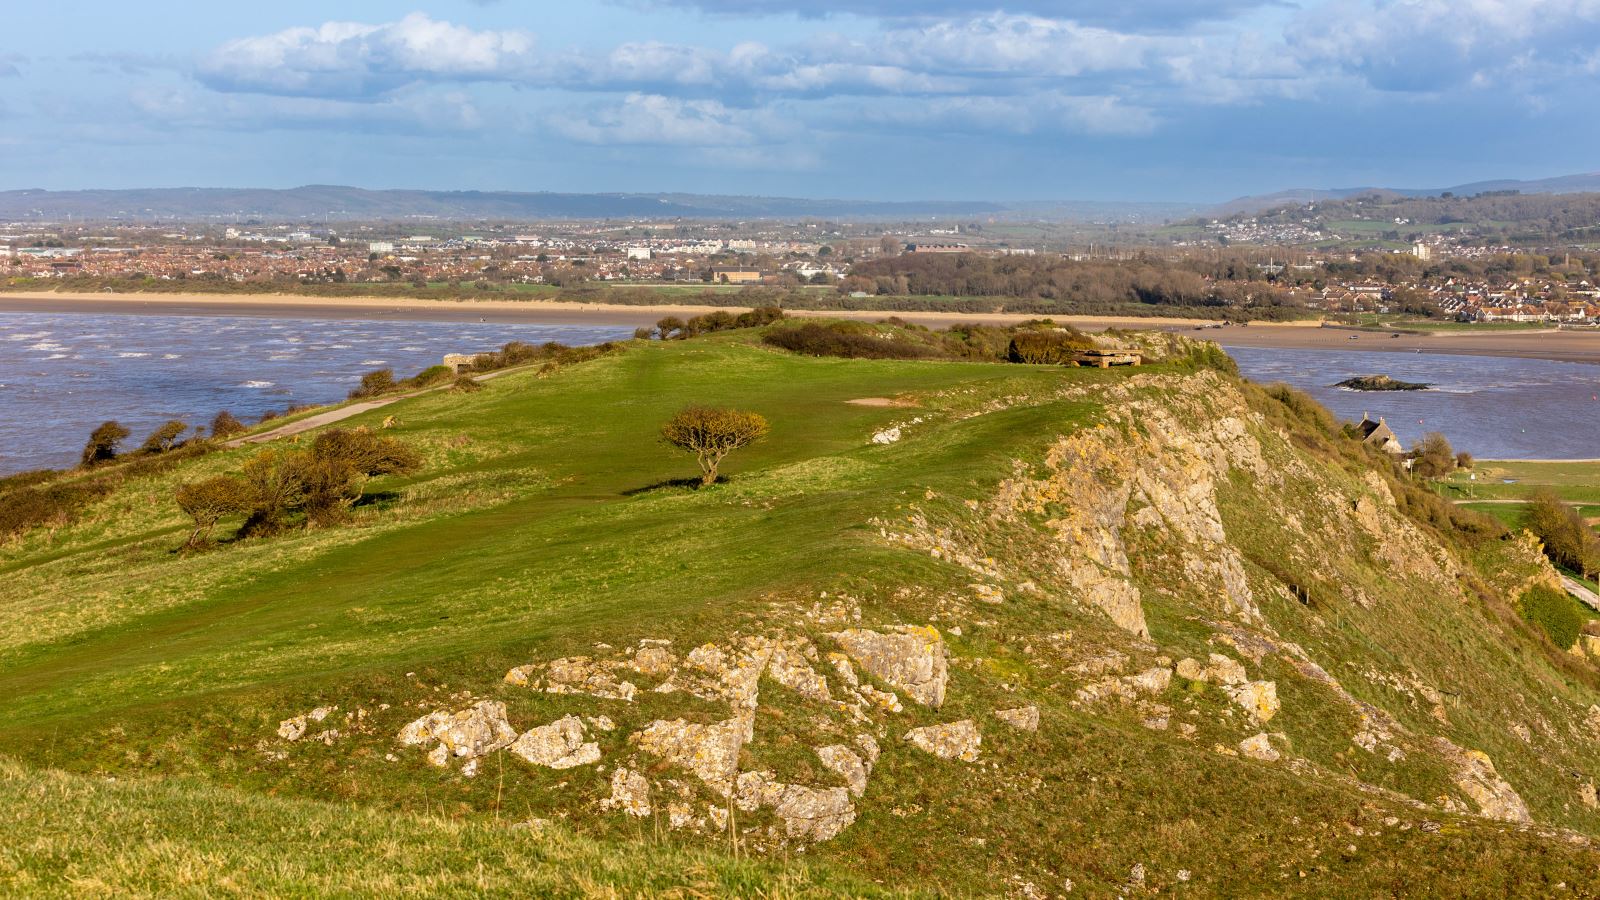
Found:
1524,489 -> 1600,579
1520,584 -> 1584,649
762,322 -> 941,360
139,420 -> 188,454
175,475 -> 250,548
349,368 -> 397,400
80,421 -> 130,467
210,410 -> 247,439
0,479 -> 114,542
660,406 -> 770,486
451,374 -> 484,393
1006,328 -> 1094,364
224,428 -> 422,537
405,365 -> 455,389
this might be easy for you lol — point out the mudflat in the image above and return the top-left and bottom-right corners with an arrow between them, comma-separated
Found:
3,290 -> 1599,363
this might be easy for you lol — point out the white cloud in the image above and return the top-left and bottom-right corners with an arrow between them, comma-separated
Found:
197,13 -> 536,98
554,93 -> 765,145
1287,0 -> 1600,92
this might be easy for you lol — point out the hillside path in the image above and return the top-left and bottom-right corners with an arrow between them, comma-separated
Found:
224,365 -> 522,448
1564,576 -> 1600,613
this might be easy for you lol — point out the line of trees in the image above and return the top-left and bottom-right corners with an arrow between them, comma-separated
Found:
840,253 -> 1304,317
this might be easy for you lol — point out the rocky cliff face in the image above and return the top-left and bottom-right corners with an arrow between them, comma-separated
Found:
264,361 -> 1600,892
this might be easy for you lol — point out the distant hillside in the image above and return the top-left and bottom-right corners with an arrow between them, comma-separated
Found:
0,185 -> 1013,223
1216,172 -> 1600,217
1225,189 -> 1600,243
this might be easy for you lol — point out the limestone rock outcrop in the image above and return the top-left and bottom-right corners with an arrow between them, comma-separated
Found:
905,719 -> 981,762
508,715 -> 602,769
832,625 -> 948,708
398,700 -> 518,767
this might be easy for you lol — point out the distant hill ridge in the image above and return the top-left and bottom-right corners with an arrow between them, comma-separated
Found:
1215,172 -> 1600,217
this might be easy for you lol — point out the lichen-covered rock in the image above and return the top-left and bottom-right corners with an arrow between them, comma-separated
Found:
634,716 -> 749,796
905,719 -> 981,762
1224,681 -> 1279,723
276,706 -> 335,742
631,646 -> 676,677
1239,733 -> 1280,761
543,657 -> 638,702
832,625 -> 948,708
816,744 -> 871,796
1205,653 -> 1248,685
1435,740 -> 1531,823
735,771 -> 857,842
277,717 -> 307,742
770,784 -> 856,841
601,767 -> 651,817
995,705 -> 1040,732
508,715 -> 601,769
685,638 -> 774,712
1077,667 -> 1170,705
767,641 -> 832,703
398,700 -> 518,765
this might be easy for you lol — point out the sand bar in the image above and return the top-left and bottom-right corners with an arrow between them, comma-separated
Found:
2,291 -> 1598,364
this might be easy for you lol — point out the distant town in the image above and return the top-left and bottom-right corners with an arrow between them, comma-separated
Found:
4,212 -> 1600,325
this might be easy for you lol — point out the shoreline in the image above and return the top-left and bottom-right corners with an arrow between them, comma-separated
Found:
2,291 -> 1599,364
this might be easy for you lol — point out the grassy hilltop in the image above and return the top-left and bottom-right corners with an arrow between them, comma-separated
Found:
4,324 -> 1600,896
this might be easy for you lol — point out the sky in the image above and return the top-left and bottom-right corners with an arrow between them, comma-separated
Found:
2,1 -> 1599,202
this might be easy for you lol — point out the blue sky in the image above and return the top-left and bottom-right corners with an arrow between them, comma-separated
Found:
2,1 -> 1598,202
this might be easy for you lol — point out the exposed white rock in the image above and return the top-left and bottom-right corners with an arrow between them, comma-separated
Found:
1239,733 -> 1280,761
855,733 -> 881,765
995,705 -> 1040,732
767,641 -> 832,703
1224,681 -> 1280,724
972,583 -> 1005,605
276,705 -> 336,742
601,767 -> 652,817
631,646 -> 677,677
816,744 -> 871,796
905,720 -> 981,762
508,715 -> 601,769
735,771 -> 857,842
1435,741 -> 1531,824
543,657 -> 638,702
832,625 -> 949,708
634,716 -> 749,796
398,700 -> 518,766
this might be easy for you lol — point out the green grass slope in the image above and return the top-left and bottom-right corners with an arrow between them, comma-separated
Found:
3,329 -> 1600,896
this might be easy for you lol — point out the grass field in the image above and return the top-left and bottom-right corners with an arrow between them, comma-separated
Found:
6,328 -> 1600,894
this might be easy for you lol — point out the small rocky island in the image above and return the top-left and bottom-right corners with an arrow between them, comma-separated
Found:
1336,374 -> 1431,391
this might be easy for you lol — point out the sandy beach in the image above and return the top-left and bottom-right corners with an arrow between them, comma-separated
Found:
3,291 -> 1599,364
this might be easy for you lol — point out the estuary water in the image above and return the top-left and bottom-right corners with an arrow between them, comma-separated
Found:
0,312 -> 1593,474
1226,345 -> 1600,460
0,312 -> 633,475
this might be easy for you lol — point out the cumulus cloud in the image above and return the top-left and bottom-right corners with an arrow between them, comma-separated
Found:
171,1 -> 1600,160
1287,0 -> 1600,92
196,13 -> 536,98
554,93 -> 768,145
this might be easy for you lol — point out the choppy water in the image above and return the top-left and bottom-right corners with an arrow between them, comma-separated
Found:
1226,345 -> 1600,459
0,313 -> 633,475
